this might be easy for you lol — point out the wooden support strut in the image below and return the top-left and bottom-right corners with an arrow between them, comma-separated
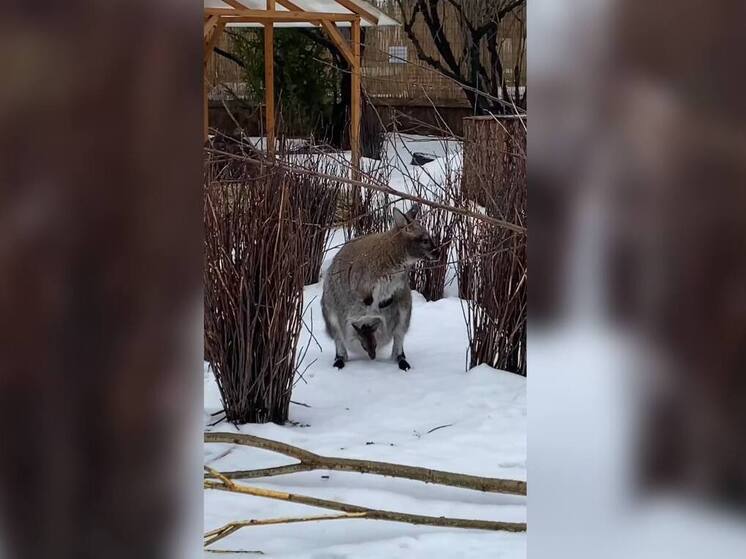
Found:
221,0 -> 376,25
204,20 -> 225,65
274,0 -> 307,12
205,8 -> 357,22
265,0 -> 275,156
334,0 -> 379,25
350,17 -> 361,176
319,20 -> 354,66
290,0 -> 350,64
204,18 -> 226,141
276,0 -> 322,30
221,0 -> 250,9
204,15 -> 220,40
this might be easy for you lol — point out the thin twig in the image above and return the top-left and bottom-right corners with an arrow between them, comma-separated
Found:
290,400 -> 312,408
426,423 -> 454,434
205,550 -> 265,555
205,513 -> 367,547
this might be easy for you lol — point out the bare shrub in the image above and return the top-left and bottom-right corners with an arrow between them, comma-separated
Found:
408,161 -> 460,302
458,116 -> 527,374
408,207 -> 455,301
361,101 -> 386,160
341,159 -> 392,241
283,157 -> 341,285
209,133 -> 342,286
458,217 -> 527,374
462,116 -> 526,210
204,153 -> 306,424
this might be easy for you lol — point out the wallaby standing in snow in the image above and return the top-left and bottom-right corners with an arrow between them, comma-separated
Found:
321,205 -> 436,370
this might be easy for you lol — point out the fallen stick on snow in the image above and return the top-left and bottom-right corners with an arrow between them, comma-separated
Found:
204,431 -> 526,496
203,468 -> 526,534
205,512 -> 367,547
205,551 -> 264,555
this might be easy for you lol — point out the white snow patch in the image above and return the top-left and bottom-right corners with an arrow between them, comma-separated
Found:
204,282 -> 526,557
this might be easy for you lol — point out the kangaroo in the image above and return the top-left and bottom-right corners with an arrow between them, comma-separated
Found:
321,205 -> 436,371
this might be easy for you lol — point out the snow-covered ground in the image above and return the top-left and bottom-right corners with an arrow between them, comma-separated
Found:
203,135 -> 526,558
237,133 -> 464,204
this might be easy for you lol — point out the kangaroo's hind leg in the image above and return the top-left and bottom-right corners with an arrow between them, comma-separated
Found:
390,290 -> 412,371
327,312 -> 349,369
322,296 -> 349,369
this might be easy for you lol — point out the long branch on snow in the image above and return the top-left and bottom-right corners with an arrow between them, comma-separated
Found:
204,431 -> 526,496
204,473 -> 526,533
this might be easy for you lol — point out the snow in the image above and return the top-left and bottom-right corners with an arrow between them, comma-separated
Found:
244,133 -> 464,204
203,277 -> 527,559
204,134 -> 526,558
383,134 -> 463,203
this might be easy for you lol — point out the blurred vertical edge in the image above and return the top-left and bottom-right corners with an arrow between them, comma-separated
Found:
0,2 -> 203,559
529,0 -> 746,558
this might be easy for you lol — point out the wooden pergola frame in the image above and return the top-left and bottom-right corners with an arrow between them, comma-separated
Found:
204,0 -> 378,171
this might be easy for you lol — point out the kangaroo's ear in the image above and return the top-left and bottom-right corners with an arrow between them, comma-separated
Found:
405,204 -> 420,221
392,207 -> 409,228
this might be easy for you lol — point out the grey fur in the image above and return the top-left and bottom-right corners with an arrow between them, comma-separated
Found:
321,205 -> 436,370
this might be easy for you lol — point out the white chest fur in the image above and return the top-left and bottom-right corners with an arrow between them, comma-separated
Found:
371,271 -> 407,305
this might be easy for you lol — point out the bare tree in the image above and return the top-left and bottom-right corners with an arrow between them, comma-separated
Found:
394,0 -> 526,113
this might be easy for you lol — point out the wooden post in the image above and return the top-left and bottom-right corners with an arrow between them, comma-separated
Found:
265,0 -> 275,156
204,19 -> 225,141
350,18 -> 361,177
204,78 -> 209,142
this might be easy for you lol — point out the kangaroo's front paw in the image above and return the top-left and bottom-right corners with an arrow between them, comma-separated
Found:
333,356 -> 346,369
396,354 -> 411,371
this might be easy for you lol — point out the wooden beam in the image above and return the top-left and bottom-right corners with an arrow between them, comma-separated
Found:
205,20 -> 226,141
204,78 -> 208,142
320,20 -> 354,66
221,0 -> 378,25
350,17 -> 361,174
265,0 -> 275,156
205,8 -> 356,22
204,15 -> 220,41
275,0 -> 322,27
204,19 -> 225,65
334,0 -> 379,25
220,16 -> 325,25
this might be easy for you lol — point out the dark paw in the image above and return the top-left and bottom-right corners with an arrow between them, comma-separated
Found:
333,357 -> 345,369
397,358 -> 411,371
363,295 -> 373,306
